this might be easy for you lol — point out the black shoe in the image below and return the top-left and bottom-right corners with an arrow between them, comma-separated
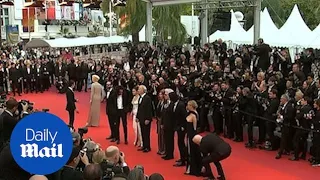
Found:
110,139 -> 116,142
162,156 -> 173,160
175,159 -> 182,162
106,136 -> 113,140
116,140 -> 120,144
275,153 -> 282,159
143,148 -> 151,153
245,142 -> 256,149
173,161 -> 186,167
124,140 -> 128,145
138,148 -> 145,151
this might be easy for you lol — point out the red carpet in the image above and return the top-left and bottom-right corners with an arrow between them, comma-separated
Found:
17,89 -> 319,180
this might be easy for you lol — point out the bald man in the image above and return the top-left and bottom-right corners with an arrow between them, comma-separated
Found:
193,134 -> 231,180
29,175 -> 48,180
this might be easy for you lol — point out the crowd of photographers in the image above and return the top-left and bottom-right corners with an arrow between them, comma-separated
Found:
1,38 -> 320,179
0,114 -> 165,180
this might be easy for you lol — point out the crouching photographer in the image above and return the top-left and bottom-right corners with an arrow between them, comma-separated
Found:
99,146 -> 130,180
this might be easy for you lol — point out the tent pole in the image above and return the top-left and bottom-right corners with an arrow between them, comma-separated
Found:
253,0 -> 261,44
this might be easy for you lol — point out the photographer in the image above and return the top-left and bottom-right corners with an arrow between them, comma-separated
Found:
0,97 -> 19,151
51,146 -> 90,180
19,101 -> 30,119
100,146 -> 129,179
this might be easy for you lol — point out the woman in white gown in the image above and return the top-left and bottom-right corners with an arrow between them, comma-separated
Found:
132,87 -> 143,147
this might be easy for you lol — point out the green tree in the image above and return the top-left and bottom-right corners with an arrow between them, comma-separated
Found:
262,0 -> 320,29
100,0 -> 187,45
100,0 -> 146,43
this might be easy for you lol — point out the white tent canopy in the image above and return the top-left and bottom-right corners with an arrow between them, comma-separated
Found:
209,4 -> 320,49
307,25 -> 320,48
274,5 -> 312,47
247,8 -> 279,44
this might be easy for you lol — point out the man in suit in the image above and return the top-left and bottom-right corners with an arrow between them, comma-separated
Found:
193,134 -> 231,180
106,81 -> 117,141
22,60 -> 33,93
66,80 -> 77,128
172,93 -> 188,166
0,98 -> 19,149
253,38 -> 272,73
114,86 -> 129,144
275,94 -> 296,159
136,85 -> 153,152
9,63 -> 21,96
161,89 -> 175,160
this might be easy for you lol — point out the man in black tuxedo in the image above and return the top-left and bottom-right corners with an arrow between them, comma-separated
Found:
161,89 -> 175,160
66,80 -> 77,128
253,38 -> 272,73
136,85 -> 153,152
114,86 -> 129,144
9,63 -> 21,96
33,63 -> 44,93
67,59 -> 77,82
0,98 -> 19,149
193,134 -> 231,180
22,61 -> 33,93
172,93 -> 188,166
106,81 -> 117,141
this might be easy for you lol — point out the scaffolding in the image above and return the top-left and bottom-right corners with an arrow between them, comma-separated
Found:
143,0 -> 261,46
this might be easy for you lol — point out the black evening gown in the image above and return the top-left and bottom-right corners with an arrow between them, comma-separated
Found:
186,111 -> 202,176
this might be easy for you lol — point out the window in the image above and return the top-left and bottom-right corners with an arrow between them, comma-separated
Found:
1,8 -> 9,27
3,8 -> 8,16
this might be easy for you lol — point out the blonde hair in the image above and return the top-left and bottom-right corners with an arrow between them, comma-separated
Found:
92,149 -> 106,164
188,100 -> 198,109
92,75 -> 100,83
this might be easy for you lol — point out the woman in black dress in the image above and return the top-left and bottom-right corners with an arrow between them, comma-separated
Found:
185,100 -> 202,176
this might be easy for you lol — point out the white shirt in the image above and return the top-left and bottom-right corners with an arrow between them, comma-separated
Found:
5,110 -> 13,116
123,62 -> 130,72
117,95 -> 123,109
139,93 -> 146,104
27,68 -> 30,74
68,87 -> 73,92
107,88 -> 112,99
174,101 -> 179,112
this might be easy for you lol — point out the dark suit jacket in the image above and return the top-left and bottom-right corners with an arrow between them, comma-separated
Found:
200,133 -> 231,164
161,102 -> 175,131
174,100 -> 187,130
106,89 -> 117,116
0,111 -> 18,144
66,88 -> 76,111
136,94 -> 153,122
281,102 -> 296,125
0,145 -> 31,180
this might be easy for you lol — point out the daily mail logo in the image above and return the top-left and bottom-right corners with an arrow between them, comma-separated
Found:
10,113 -> 73,175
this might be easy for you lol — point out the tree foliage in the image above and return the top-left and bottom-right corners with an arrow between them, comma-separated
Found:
101,0 -> 187,45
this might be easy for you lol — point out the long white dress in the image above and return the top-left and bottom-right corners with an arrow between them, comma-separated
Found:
132,96 -> 143,146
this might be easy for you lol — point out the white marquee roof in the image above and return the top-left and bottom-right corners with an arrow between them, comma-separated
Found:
274,5 -> 312,47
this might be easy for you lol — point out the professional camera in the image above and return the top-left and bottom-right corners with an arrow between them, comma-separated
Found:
81,139 -> 99,163
42,108 -> 50,112
18,100 -> 34,112
78,127 -> 88,138
100,158 -> 126,180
